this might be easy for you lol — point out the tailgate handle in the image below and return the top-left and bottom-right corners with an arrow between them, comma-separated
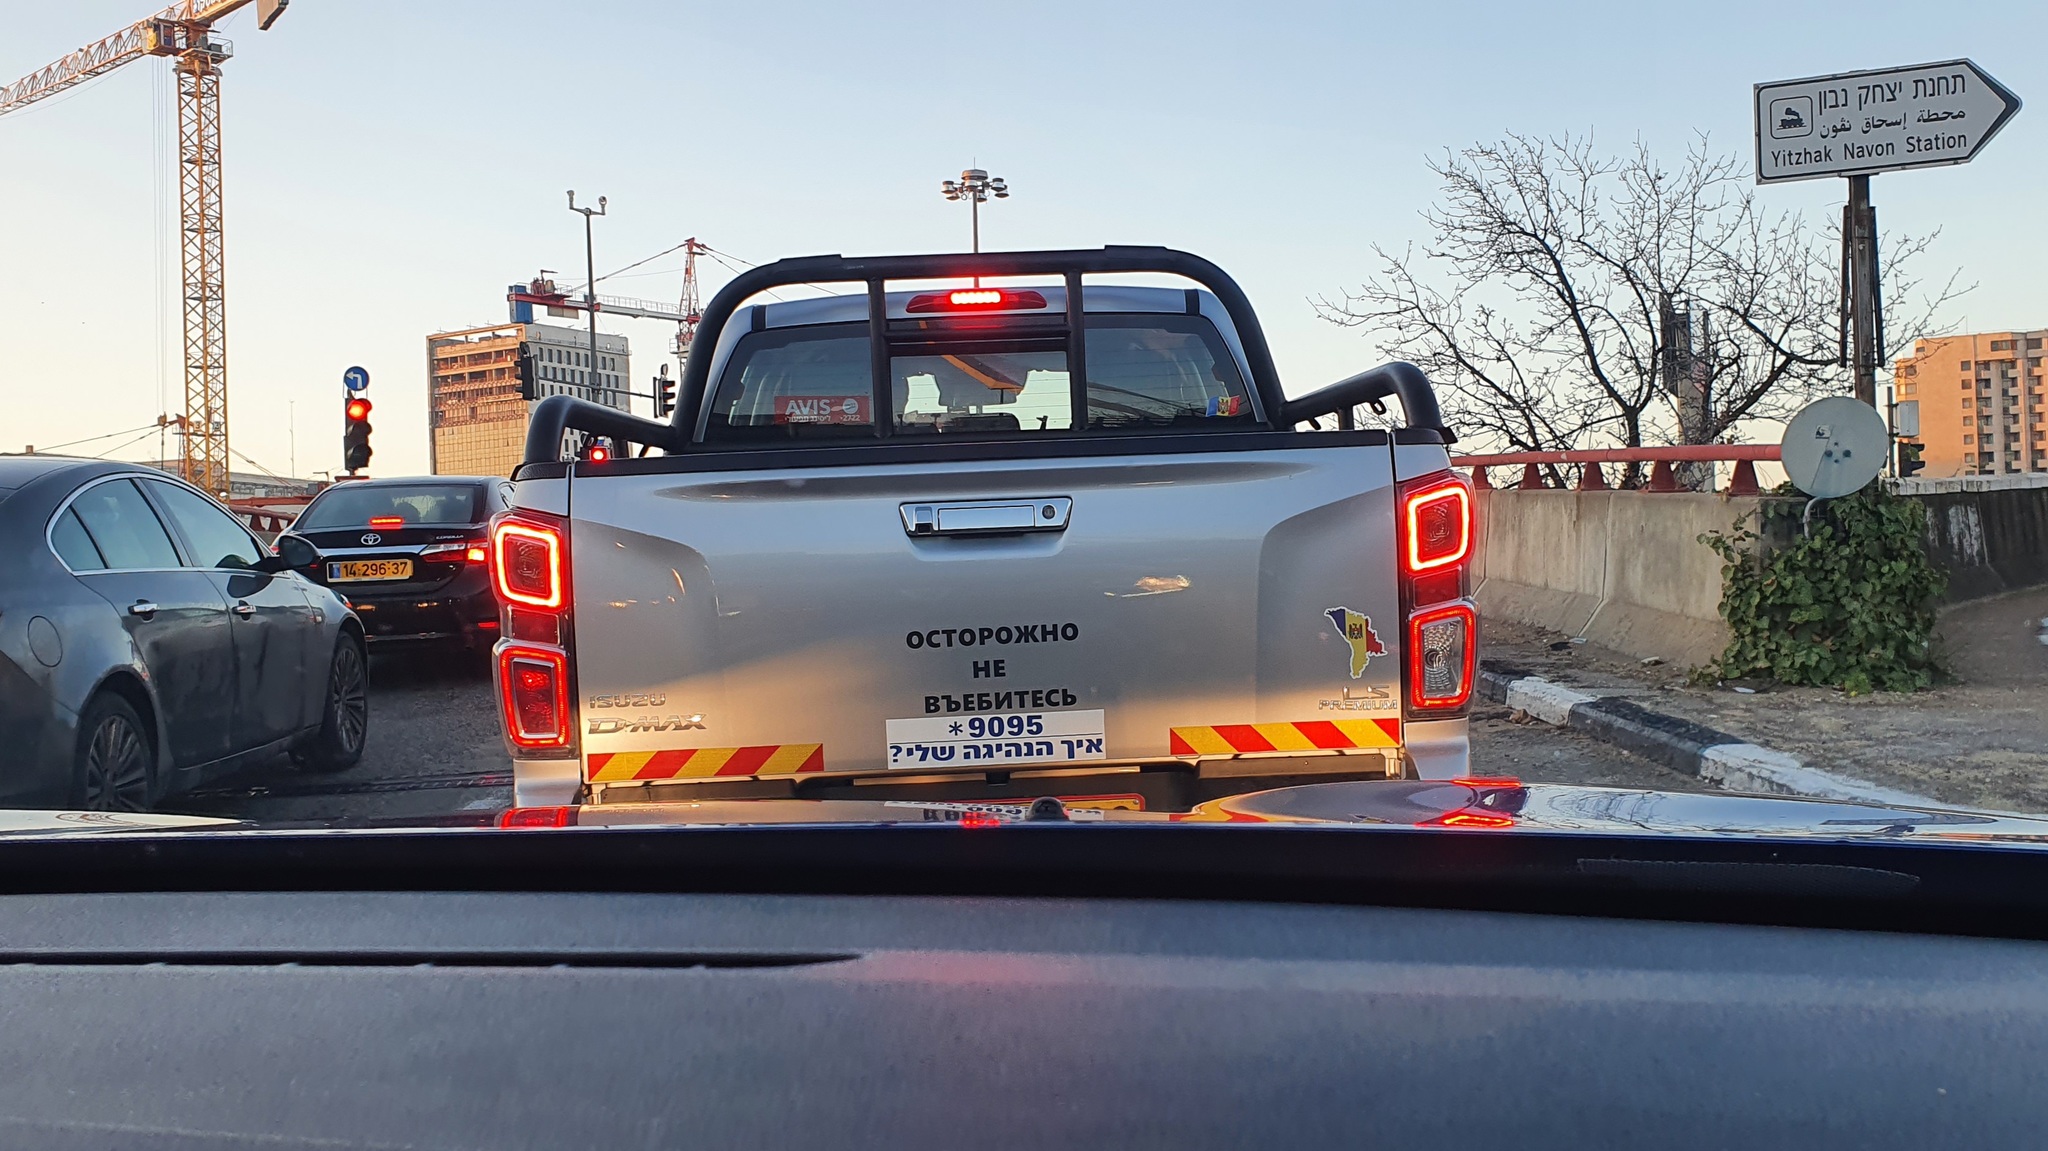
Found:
901,498 -> 1071,537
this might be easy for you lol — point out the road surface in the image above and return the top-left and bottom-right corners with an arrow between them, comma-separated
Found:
165,654 -> 1705,827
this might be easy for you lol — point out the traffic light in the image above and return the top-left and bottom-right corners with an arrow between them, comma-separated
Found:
515,342 -> 538,401
1898,440 -> 1925,477
654,371 -> 676,419
343,395 -> 373,473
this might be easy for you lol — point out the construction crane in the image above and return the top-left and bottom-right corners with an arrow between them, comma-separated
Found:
0,0 -> 292,497
505,238 -> 710,380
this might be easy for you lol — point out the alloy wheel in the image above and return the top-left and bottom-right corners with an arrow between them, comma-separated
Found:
331,642 -> 368,755
83,714 -> 149,812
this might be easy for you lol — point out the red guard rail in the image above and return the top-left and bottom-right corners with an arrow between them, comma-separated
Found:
1449,445 -> 1781,495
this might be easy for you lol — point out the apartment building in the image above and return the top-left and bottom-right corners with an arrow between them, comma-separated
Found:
1892,330 -> 2048,477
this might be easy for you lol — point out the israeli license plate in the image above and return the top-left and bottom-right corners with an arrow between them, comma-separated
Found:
328,559 -> 413,582
885,710 -> 1106,769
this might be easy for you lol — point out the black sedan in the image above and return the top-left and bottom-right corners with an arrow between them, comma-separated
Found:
0,457 -> 366,810
277,476 -> 510,653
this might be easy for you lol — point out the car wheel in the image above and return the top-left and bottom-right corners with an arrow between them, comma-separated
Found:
295,636 -> 368,773
73,694 -> 154,812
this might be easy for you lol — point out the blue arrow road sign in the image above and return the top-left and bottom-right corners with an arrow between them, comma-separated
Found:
343,366 -> 370,392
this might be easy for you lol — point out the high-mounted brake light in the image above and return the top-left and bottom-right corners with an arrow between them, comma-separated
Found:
497,646 -> 571,749
491,516 -> 564,609
368,515 -> 404,528
904,289 -> 1048,313
1403,480 -> 1472,573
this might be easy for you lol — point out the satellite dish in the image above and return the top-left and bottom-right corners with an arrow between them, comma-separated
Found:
1780,397 -> 1888,498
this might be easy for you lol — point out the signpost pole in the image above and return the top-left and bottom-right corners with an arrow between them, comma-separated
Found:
1846,174 -> 1880,406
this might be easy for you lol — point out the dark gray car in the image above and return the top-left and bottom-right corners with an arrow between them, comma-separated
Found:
0,456 -> 366,810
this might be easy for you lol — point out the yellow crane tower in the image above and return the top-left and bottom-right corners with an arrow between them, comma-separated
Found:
0,0 -> 292,497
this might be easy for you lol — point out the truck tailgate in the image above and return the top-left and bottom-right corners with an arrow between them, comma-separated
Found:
566,443 -> 1404,783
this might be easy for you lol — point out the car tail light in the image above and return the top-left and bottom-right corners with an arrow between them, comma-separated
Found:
368,515 -> 404,528
421,539 -> 491,563
904,288 -> 1048,313
491,514 -> 565,609
497,805 -> 578,828
498,646 -> 571,749
1408,602 -> 1476,711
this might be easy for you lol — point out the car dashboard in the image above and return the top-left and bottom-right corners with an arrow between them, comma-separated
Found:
0,874 -> 2043,1148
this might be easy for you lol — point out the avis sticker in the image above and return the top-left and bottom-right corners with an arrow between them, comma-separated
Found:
1323,607 -> 1385,678
774,395 -> 870,424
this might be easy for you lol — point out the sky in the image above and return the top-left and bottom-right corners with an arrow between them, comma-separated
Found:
1,0 -> 2042,478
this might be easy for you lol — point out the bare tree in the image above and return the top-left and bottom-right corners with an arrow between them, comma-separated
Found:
1316,134 -> 1964,474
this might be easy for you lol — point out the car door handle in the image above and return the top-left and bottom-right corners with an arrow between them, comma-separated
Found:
901,498 -> 1072,537
128,601 -> 159,618
232,601 -> 255,618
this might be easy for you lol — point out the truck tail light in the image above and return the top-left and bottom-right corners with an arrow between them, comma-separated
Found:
1408,602 -> 1476,711
490,507 -> 577,759
498,647 -> 571,749
1403,479 -> 1471,573
491,513 -> 565,609
1397,470 -> 1476,717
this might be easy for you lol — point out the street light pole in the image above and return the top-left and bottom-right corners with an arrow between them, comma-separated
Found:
940,167 -> 1009,262
568,190 -> 608,405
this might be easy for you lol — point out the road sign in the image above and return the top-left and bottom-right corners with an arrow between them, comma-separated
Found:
343,365 -> 370,392
1754,59 -> 2020,184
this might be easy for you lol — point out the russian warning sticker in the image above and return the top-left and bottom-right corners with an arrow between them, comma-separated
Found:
885,710 -> 1106,769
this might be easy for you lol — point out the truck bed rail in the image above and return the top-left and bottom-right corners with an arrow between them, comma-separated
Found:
522,246 -> 1451,465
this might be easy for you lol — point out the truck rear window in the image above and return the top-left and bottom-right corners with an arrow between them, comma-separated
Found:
702,314 -> 1254,444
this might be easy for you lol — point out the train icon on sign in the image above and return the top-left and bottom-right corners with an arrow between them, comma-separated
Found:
1769,96 -> 1813,139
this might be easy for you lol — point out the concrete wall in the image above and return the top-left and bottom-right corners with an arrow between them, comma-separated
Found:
1473,489 -> 1759,669
1909,482 -> 2048,602
1474,480 -> 2048,669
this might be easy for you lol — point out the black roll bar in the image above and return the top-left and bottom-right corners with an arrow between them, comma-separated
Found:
1281,362 -> 1451,439
522,245 -> 1449,465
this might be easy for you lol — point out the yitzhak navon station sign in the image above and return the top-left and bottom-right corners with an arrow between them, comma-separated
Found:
1754,59 -> 2021,184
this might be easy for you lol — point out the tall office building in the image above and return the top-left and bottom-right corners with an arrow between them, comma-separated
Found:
427,322 -> 631,477
1892,330 -> 2047,478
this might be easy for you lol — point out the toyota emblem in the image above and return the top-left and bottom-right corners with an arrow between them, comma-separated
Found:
360,532 -> 382,546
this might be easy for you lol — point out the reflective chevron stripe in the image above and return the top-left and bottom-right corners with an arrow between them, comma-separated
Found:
586,745 -> 825,783
1168,719 -> 1400,757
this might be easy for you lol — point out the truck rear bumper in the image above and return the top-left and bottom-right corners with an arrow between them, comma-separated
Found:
511,726 -> 1470,813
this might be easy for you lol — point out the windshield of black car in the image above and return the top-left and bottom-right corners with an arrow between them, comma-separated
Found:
295,485 -> 482,529
700,313 -> 1255,444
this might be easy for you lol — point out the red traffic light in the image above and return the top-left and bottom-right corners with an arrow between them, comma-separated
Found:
345,398 -> 372,421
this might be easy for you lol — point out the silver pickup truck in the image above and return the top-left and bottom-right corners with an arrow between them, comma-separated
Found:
490,247 -> 1474,811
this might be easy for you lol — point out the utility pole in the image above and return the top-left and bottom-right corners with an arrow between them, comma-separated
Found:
1843,174 -> 1882,407
568,190 -> 607,404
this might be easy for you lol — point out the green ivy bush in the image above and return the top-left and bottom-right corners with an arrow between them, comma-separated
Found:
1698,483 -> 1946,695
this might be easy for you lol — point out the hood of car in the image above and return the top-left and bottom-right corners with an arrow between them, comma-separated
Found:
519,780 -> 2048,847
0,810 -> 240,836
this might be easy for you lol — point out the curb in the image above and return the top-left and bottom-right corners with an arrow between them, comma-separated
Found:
1476,663 -> 1940,806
